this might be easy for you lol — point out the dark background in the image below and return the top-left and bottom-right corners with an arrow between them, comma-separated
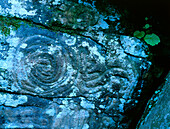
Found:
95,0 -> 170,35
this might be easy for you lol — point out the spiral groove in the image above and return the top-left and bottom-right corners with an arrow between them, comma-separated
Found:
13,35 -> 78,97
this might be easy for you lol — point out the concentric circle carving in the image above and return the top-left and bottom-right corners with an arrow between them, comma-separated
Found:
12,35 -> 78,97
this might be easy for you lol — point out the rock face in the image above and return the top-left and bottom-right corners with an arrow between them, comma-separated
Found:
137,72 -> 170,129
0,0 -> 151,128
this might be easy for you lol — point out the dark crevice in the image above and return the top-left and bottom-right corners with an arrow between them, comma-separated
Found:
124,51 -> 147,59
3,15 -> 107,48
0,88 -> 94,102
113,74 -> 129,81
117,36 -> 148,59
127,65 -> 169,129
0,88 -> 51,101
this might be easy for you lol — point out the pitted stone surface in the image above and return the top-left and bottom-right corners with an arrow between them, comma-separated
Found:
0,25 -> 150,100
0,0 -> 152,128
0,0 -> 122,42
0,24 -> 151,128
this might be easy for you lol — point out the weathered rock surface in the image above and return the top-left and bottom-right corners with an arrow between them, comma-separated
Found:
0,0 -> 152,128
137,72 -> 170,129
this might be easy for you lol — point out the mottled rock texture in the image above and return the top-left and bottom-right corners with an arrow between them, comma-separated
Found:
0,0 -> 152,128
137,72 -> 170,129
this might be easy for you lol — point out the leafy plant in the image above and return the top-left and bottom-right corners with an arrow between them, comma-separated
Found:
133,17 -> 160,46
133,31 -> 145,39
144,33 -> 160,46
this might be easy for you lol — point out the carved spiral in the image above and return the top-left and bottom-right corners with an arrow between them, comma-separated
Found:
13,35 -> 78,97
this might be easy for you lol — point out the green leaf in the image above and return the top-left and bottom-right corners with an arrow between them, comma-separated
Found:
133,31 -> 145,39
145,17 -> 148,21
143,24 -> 150,29
144,33 -> 160,46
